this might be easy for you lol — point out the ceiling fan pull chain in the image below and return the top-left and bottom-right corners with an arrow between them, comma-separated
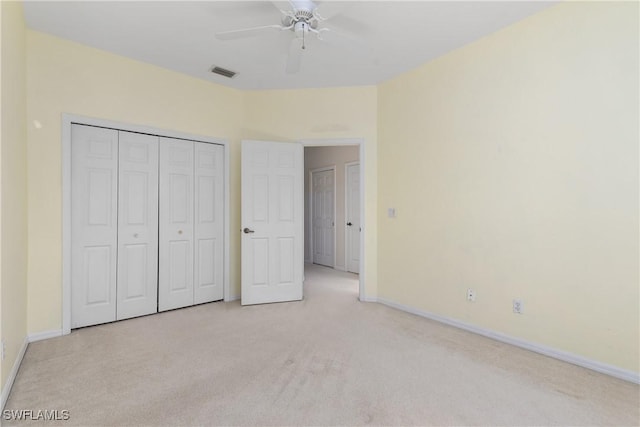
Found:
302,22 -> 306,50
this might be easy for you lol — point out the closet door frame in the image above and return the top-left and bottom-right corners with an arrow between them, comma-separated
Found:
62,114 -> 230,335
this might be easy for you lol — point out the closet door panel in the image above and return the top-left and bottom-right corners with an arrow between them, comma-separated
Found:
116,131 -> 159,320
194,143 -> 224,303
159,138 -> 194,311
71,124 -> 119,328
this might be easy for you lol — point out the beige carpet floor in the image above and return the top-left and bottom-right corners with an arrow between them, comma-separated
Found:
4,265 -> 639,426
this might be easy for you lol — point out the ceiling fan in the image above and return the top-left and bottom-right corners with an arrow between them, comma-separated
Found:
215,0 -> 349,74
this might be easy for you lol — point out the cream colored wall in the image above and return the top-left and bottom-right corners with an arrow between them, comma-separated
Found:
243,87 -> 377,298
26,31 -> 243,333
1,0 -> 28,388
378,1 -> 639,373
304,146 -> 360,268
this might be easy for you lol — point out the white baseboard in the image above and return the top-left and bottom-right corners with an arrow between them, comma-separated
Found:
1,336 -> 28,411
359,296 -> 378,303
226,295 -> 240,302
376,297 -> 640,385
28,330 -> 63,343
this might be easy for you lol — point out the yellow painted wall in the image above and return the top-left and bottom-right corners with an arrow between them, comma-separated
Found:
26,31 -> 243,333
378,2 -> 638,372
1,0 -> 28,388
243,87 -> 378,298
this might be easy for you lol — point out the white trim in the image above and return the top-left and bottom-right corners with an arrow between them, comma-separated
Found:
226,295 -> 241,302
28,330 -> 63,343
377,297 -> 640,385
344,161 -> 360,274
62,113 -> 230,333
1,337 -> 28,411
62,117 -> 72,335
300,138 -> 365,302
309,166 -> 336,269
223,137 -> 231,302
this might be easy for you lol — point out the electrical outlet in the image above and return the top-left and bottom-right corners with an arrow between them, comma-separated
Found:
467,289 -> 476,302
513,299 -> 523,314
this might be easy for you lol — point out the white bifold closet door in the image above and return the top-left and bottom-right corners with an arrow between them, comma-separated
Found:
71,125 -> 120,328
193,142 -> 224,304
158,137 -> 224,311
71,125 -> 159,328
116,131 -> 159,320
72,125 -> 224,328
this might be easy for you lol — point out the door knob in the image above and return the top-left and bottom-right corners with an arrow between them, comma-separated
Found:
178,230 -> 183,235
243,228 -> 255,234
133,233 -> 139,238
347,222 -> 353,226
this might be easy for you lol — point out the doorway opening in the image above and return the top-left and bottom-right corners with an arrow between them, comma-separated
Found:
302,139 -> 364,300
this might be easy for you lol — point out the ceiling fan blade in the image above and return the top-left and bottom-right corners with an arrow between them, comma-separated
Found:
286,38 -> 304,74
269,1 -> 293,11
323,14 -> 370,37
290,0 -> 317,11
216,24 -> 286,41
314,1 -> 348,21
318,28 -> 372,56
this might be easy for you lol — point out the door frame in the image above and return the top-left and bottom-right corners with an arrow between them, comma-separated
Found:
61,113 -> 230,335
309,166 -> 337,268
301,138 -> 366,301
344,161 -> 360,274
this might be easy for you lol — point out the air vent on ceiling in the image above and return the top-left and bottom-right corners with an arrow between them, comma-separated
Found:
211,66 -> 237,79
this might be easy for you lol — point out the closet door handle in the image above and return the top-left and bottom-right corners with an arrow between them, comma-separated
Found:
133,233 -> 139,238
347,222 -> 352,226
243,228 -> 255,234
178,230 -> 183,235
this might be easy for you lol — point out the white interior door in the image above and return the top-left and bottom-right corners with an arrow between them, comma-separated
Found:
311,168 -> 335,268
241,140 -> 303,305
159,137 -> 194,311
71,124 -> 119,328
194,142 -> 224,304
346,162 -> 360,274
116,131 -> 159,320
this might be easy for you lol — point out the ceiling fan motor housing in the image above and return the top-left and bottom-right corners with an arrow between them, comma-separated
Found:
282,8 -> 319,33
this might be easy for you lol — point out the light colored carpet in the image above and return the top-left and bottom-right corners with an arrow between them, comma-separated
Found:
4,264 -> 639,426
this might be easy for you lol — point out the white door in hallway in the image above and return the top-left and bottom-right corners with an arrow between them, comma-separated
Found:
158,137 -> 195,311
346,162 -> 360,274
311,168 -> 335,268
241,140 -> 304,305
116,131 -> 159,320
71,124 -> 119,328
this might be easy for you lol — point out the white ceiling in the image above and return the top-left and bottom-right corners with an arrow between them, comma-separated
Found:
23,1 -> 555,91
